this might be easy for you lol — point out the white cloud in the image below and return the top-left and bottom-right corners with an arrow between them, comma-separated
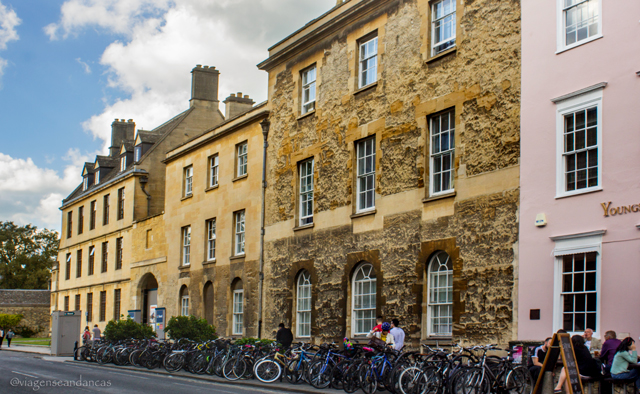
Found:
48,0 -> 336,146
76,57 -> 92,74
0,1 -> 21,87
0,150 -> 93,232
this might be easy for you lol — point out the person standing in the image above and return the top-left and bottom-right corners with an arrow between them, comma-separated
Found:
276,323 -> 293,349
82,326 -> 91,345
6,330 -> 14,347
390,319 -> 405,351
0,328 -> 4,349
599,330 -> 622,367
372,316 -> 383,332
92,324 -> 101,342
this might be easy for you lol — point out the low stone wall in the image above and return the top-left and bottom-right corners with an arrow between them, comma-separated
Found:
0,290 -> 50,338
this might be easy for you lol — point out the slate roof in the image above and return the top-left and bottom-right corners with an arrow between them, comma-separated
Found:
62,107 -> 193,207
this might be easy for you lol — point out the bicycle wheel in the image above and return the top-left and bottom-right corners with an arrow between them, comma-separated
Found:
330,359 -> 349,390
343,361 -> 363,394
222,356 -> 246,381
285,358 -> 305,384
129,349 -> 144,367
502,366 -> 533,394
74,346 -> 87,361
358,363 -> 378,394
459,367 -> 491,394
164,353 -> 185,373
307,360 -> 333,389
254,359 -> 282,383
96,347 -> 113,365
398,366 -> 428,394
210,355 -> 225,376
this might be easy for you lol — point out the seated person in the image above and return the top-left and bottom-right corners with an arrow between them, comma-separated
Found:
599,330 -> 622,367
610,337 -> 640,388
554,335 -> 602,393
529,337 -> 552,383
584,328 -> 602,354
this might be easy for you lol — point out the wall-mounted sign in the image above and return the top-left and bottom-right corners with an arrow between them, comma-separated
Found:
601,201 -> 640,217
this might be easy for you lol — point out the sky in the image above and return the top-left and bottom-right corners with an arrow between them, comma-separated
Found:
0,0 -> 336,234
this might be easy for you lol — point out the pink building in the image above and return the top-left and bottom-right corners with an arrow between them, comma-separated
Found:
519,0 -> 640,342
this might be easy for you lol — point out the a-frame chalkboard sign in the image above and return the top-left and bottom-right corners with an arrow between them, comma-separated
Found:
533,333 -> 585,394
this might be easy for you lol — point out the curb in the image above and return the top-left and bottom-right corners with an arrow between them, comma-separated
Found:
65,360 -> 336,394
1,347 -> 50,355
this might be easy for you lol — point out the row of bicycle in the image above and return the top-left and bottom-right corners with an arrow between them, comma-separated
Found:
74,337 -> 534,394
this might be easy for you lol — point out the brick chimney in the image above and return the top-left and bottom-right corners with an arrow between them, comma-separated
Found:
109,119 -> 135,157
190,65 -> 220,108
223,93 -> 255,119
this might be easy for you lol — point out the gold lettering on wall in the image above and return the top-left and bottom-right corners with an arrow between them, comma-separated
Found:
601,201 -> 640,217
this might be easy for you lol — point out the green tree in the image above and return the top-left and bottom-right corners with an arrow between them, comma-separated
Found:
0,313 -> 23,330
0,221 -> 59,289
165,315 -> 217,341
103,317 -> 156,341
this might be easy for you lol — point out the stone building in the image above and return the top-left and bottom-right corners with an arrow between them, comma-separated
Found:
258,0 -> 521,346
160,99 -> 268,337
52,66 -> 225,332
0,290 -> 50,337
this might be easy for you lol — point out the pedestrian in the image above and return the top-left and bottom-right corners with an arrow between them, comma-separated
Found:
6,329 -> 14,347
367,322 -> 395,347
0,328 -> 4,349
390,318 -> 405,351
372,316 -> 383,332
276,323 -> 293,349
92,324 -> 101,342
82,326 -> 91,345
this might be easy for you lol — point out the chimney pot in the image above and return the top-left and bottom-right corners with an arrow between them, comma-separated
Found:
204,65 -> 209,69
231,93 -> 236,97
196,64 -> 202,68
244,95 -> 249,99
127,119 -> 133,123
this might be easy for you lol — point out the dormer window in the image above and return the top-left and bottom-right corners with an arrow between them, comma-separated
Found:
95,170 -> 100,184
134,146 -> 142,162
83,176 -> 89,191
120,155 -> 126,172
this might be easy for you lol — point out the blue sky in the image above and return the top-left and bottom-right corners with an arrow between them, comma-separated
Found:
0,0 -> 336,233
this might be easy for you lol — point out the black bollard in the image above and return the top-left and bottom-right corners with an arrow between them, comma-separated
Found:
73,341 -> 78,360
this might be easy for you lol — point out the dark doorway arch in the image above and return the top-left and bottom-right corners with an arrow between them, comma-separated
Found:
139,273 -> 159,325
204,281 -> 214,324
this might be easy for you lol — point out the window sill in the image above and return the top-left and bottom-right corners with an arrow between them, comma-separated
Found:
229,254 -> 245,261
354,82 -> 378,96
181,194 -> 193,201
555,187 -> 602,200
293,223 -> 314,232
423,191 -> 456,203
426,47 -> 457,64
203,259 -> 216,266
297,110 -> 315,121
233,174 -> 248,182
556,34 -> 603,55
205,184 -> 219,193
351,209 -> 376,219
178,264 -> 190,271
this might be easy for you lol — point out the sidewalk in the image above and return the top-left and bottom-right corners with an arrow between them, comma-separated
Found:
67,359 -> 343,394
2,344 -> 50,355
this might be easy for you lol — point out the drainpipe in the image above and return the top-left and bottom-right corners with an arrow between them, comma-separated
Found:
139,176 -> 151,217
258,117 -> 270,339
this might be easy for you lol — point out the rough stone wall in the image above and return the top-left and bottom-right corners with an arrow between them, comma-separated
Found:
0,290 -> 51,337
263,0 -> 520,346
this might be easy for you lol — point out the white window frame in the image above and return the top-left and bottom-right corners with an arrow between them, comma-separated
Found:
83,177 -> 88,191
134,146 -> 141,162
234,210 -> 245,256
358,36 -> 378,89
352,263 -> 377,336
551,230 -> 603,336
207,219 -> 216,261
120,155 -> 126,172
301,65 -> 316,115
95,170 -> 100,184
181,295 -> 189,316
233,289 -> 244,335
427,251 -> 453,337
429,110 -> 455,196
182,226 -> 191,266
184,165 -> 193,196
356,137 -> 376,213
237,142 -> 248,177
297,271 -> 312,338
431,0 -> 457,56
209,155 -> 219,187
554,87 -> 603,198
299,159 -> 314,226
556,0 -> 602,53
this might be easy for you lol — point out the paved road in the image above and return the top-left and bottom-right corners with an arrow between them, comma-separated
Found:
0,350 -> 303,394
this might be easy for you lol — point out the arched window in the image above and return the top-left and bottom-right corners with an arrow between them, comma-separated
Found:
296,271 -> 312,338
352,263 -> 377,335
180,285 -> 189,316
427,251 -> 453,336
231,279 -> 243,336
